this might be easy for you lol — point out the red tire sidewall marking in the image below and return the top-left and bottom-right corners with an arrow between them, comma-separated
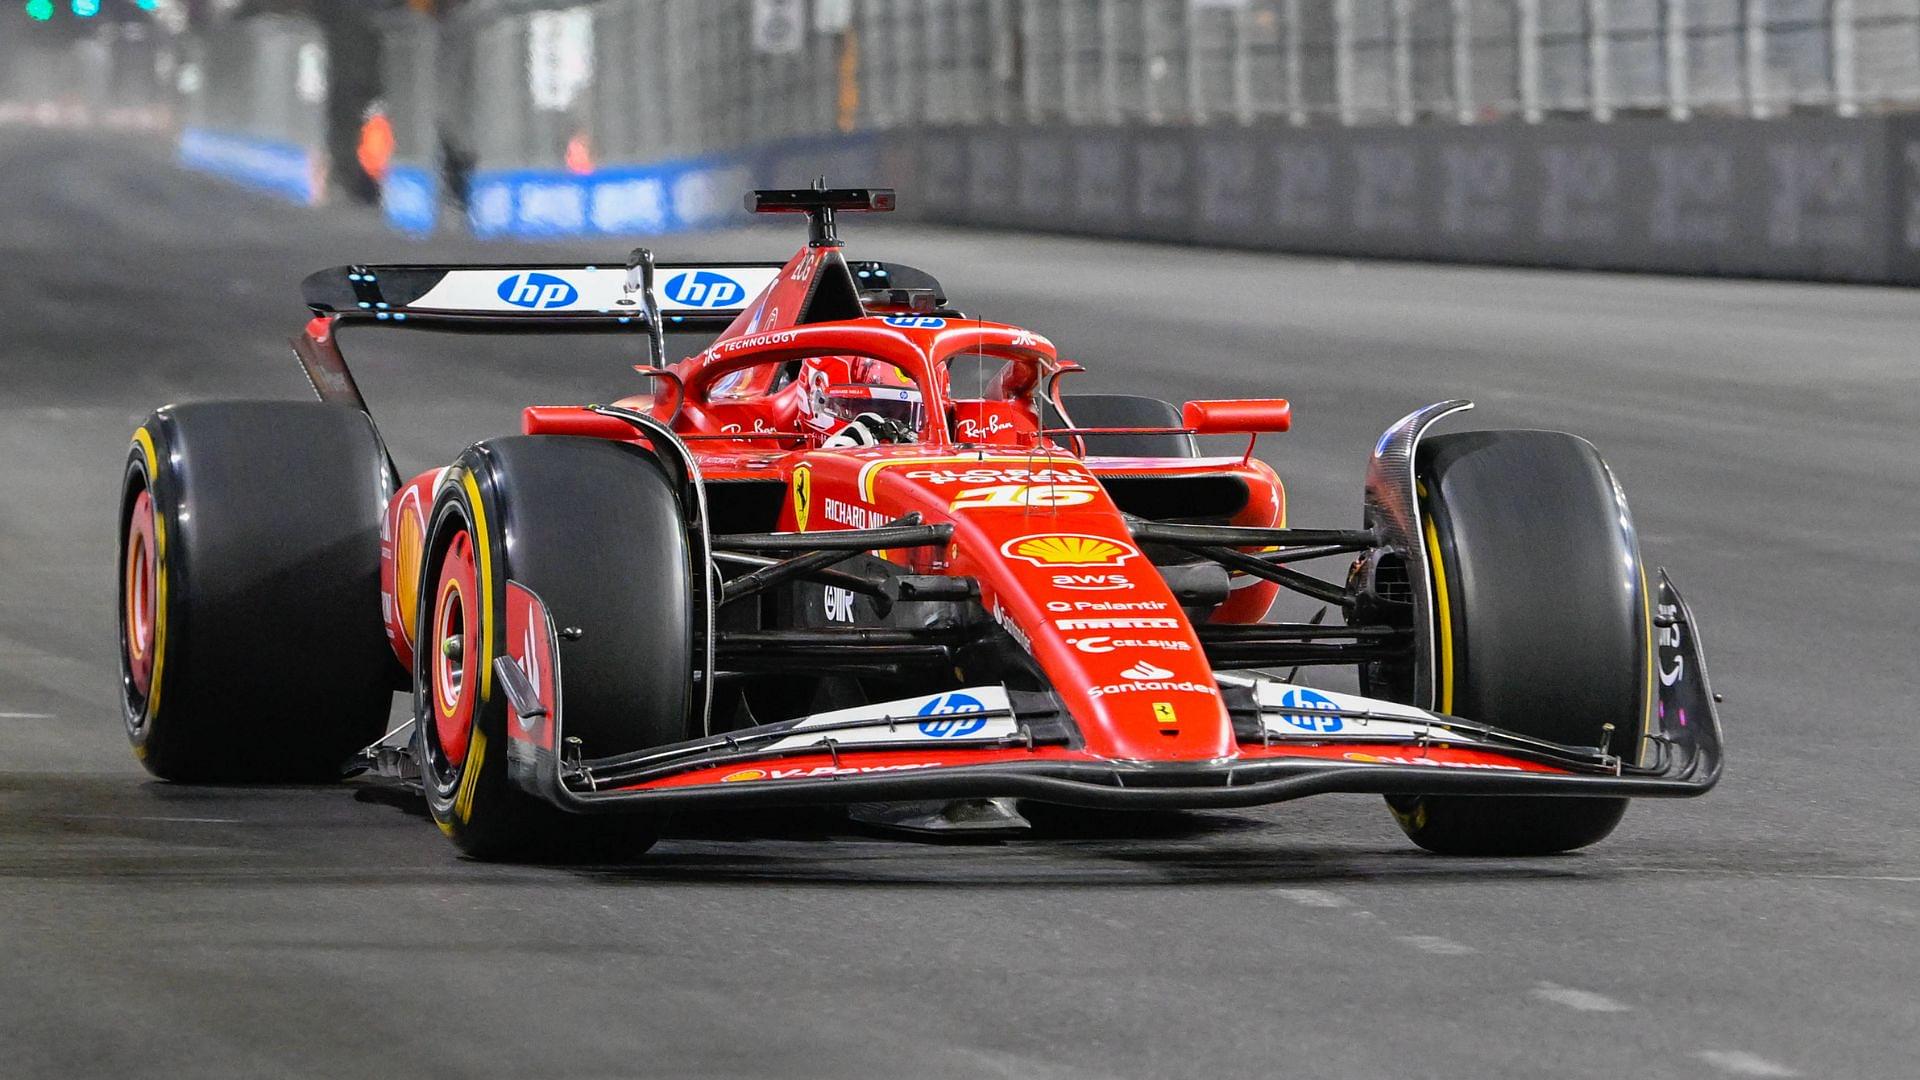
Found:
432,530 -> 479,768
125,488 -> 157,698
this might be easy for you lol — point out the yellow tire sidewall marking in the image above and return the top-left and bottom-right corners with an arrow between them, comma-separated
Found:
1423,514 -> 1455,716
459,470 -> 494,703
454,728 -> 487,825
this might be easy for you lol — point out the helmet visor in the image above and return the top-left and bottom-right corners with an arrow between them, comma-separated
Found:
819,384 -> 924,434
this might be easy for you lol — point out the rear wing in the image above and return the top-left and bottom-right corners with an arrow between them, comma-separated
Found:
296,248 -> 779,488
301,259 -> 785,332
304,188 -> 905,333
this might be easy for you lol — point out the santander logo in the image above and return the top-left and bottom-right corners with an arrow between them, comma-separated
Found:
1121,660 -> 1174,681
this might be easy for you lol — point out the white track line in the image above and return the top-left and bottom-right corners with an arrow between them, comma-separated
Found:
1268,888 -> 1349,908
1694,1050 -> 1801,1077
0,712 -> 54,719
56,814 -> 241,824
1615,867 -> 1920,883
1530,982 -> 1633,1013
1397,935 -> 1477,955
1273,884 -> 1809,1076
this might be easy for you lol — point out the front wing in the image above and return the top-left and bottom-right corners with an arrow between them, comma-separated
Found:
503,572 -> 1721,814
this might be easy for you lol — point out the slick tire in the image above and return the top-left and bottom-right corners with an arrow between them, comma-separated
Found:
417,436 -> 693,861
1386,430 -> 1652,856
118,402 -> 397,782
1045,394 -> 1198,458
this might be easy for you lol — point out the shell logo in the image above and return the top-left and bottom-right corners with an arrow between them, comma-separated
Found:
1001,533 -> 1138,568
720,768 -> 768,783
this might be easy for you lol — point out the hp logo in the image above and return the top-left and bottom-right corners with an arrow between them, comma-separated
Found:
916,692 -> 987,738
1275,687 -> 1344,733
496,272 -> 578,310
663,270 -> 746,309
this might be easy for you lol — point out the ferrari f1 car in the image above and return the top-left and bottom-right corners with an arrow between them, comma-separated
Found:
117,186 -> 1721,860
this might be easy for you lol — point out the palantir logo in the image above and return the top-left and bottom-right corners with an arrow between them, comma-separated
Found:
916,692 -> 987,738
1275,687 -> 1343,733
663,270 -> 746,309
496,272 -> 578,310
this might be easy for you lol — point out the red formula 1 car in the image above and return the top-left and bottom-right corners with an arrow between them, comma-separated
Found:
116,187 -> 1721,860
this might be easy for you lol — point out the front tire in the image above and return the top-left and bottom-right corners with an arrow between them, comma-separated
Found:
416,436 -> 694,860
1385,430 -> 1653,856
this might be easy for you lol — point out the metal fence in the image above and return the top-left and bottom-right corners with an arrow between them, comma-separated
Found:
405,0 -> 1920,173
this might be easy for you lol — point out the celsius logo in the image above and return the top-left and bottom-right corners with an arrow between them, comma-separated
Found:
916,692 -> 987,738
496,272 -> 578,309
1275,687 -> 1344,733
1121,661 -> 1174,681
1068,636 -> 1192,655
663,270 -> 746,308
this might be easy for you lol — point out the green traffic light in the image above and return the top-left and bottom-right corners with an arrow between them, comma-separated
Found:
25,0 -> 55,22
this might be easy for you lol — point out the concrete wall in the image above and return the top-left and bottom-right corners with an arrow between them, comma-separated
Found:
886,116 -> 1920,286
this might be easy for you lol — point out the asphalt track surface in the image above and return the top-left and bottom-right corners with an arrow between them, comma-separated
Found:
2,131 -> 1916,1080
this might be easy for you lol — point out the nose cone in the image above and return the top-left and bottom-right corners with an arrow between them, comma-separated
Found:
856,455 -> 1235,761
959,525 -> 1234,762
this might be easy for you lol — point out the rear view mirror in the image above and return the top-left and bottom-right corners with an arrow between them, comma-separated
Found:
1182,399 -> 1292,434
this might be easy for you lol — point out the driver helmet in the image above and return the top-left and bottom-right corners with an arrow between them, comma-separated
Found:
797,356 -> 924,440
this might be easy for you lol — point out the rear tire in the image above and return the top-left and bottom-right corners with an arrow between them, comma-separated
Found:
1385,430 -> 1652,856
416,436 -> 693,861
1045,394 -> 1197,458
117,402 -> 396,782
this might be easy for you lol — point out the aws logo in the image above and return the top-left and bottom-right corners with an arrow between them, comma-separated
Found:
1052,573 -> 1131,592
496,272 -> 578,309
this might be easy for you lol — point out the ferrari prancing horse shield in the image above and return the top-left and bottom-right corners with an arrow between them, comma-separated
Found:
791,464 -> 812,531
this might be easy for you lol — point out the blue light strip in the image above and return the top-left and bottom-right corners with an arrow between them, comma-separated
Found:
176,128 -> 319,205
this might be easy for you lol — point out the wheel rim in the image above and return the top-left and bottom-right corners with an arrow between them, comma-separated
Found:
124,489 -> 157,699
431,531 -> 478,768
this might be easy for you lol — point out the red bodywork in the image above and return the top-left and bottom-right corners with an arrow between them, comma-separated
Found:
363,238 -> 1579,791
